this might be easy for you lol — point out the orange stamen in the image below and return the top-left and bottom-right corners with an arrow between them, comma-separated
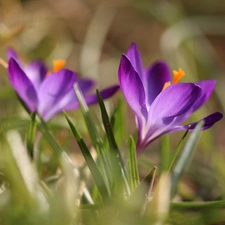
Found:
162,81 -> 171,90
46,59 -> 66,76
53,59 -> 66,72
162,68 -> 185,91
173,68 -> 185,84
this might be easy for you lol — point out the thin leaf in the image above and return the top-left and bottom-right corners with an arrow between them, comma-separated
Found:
64,112 -> 110,201
171,121 -> 203,197
27,111 -> 37,158
131,165 -> 157,197
171,200 -> 225,210
127,166 -> 157,215
128,136 -> 140,191
141,166 -> 157,216
160,135 -> 170,171
96,90 -> 131,196
96,89 -> 119,152
73,83 -> 112,195
37,118 -> 63,159
143,166 -> 158,185
168,127 -> 190,172
73,83 -> 101,147
110,98 -> 126,146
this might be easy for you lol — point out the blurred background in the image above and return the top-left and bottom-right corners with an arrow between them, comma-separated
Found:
1,0 -> 225,212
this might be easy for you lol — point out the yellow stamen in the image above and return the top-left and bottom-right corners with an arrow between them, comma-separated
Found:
162,68 -> 185,91
52,59 -> 66,72
173,68 -> 185,84
162,81 -> 171,90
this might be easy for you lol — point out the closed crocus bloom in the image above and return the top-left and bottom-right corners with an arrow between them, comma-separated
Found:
7,48 -> 119,121
118,43 -> 223,155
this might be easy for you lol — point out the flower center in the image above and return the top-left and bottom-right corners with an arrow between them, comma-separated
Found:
162,68 -> 185,90
46,59 -> 66,76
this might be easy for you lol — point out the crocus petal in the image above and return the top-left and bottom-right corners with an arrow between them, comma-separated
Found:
148,83 -> 202,127
7,48 -> 19,61
24,60 -> 48,91
136,112 -> 223,155
192,80 -> 216,112
120,43 -> 222,155
145,61 -> 171,106
137,84 -> 202,154
41,89 -> 76,121
182,112 -> 223,130
119,54 -> 148,120
8,59 -> 38,112
142,83 -> 202,145
159,112 -> 223,134
62,84 -> 120,113
84,84 -> 120,105
38,69 -> 76,120
77,79 -> 95,94
126,42 -> 144,77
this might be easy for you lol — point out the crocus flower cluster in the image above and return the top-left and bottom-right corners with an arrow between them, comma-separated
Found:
118,43 -> 223,155
7,48 -> 119,121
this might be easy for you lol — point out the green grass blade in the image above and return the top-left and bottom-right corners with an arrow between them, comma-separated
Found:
127,166 -> 157,213
171,200 -> 225,210
110,98 -> 126,146
37,118 -> 63,159
96,90 -> 131,196
73,83 -> 102,147
131,166 -> 157,198
73,84 -> 113,194
128,136 -> 140,191
64,113 -> 110,201
168,127 -> 190,172
96,89 -> 119,152
27,112 -> 37,158
160,135 -> 170,171
171,121 -> 203,197
143,166 -> 158,185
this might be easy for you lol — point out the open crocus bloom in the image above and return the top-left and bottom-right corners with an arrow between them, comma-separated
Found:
118,43 -> 223,155
7,48 -> 119,121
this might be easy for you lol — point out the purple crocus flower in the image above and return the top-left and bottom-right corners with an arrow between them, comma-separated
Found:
118,43 -> 223,155
7,48 -> 119,121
